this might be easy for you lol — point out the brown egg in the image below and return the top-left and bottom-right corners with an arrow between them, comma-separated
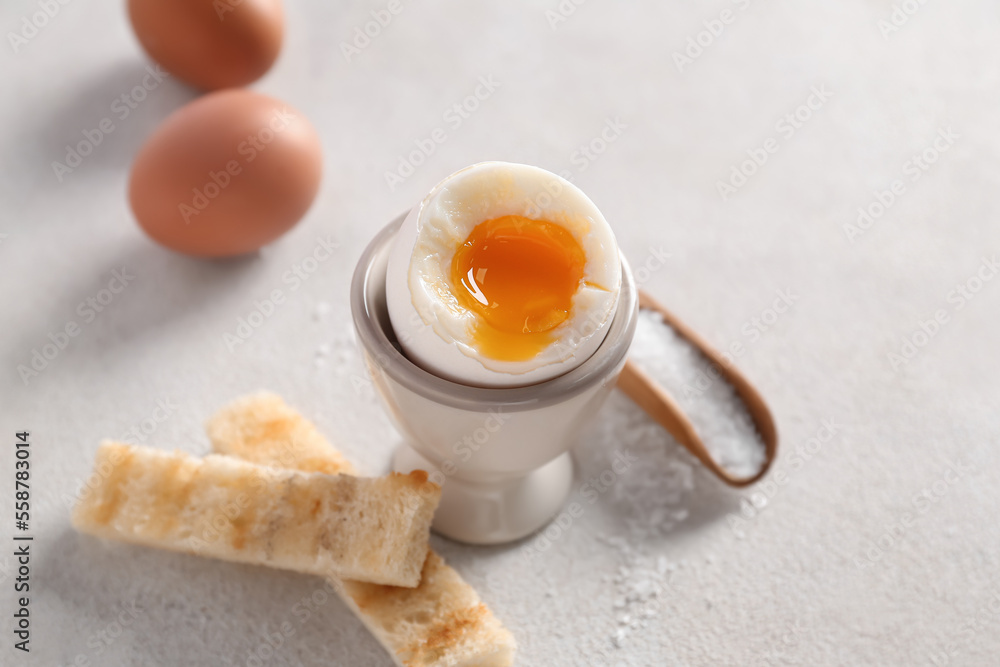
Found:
128,0 -> 283,91
129,89 -> 322,258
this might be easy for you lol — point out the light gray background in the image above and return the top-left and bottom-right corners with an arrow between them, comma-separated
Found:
2,1 -> 1000,665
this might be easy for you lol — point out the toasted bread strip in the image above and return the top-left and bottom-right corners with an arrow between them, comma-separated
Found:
72,442 -> 438,587
206,392 -> 356,476
208,393 -> 517,667
342,551 -> 517,667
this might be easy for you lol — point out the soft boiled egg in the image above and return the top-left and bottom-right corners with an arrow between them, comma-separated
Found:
386,162 -> 622,387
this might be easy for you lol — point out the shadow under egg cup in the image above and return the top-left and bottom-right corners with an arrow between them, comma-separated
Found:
350,214 -> 639,545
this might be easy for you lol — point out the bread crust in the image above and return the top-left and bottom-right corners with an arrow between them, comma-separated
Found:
72,441 -> 438,587
207,392 -> 517,667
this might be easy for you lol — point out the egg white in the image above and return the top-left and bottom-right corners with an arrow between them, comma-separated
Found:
386,161 -> 622,387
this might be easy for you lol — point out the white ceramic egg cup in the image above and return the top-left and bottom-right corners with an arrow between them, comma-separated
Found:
350,214 -> 639,545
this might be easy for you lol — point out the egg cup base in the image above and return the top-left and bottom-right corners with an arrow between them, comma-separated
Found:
393,444 -> 573,545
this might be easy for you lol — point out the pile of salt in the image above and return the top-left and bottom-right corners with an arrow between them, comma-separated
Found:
627,309 -> 766,479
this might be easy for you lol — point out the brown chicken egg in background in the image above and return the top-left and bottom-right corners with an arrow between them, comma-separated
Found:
128,0 -> 284,91
128,89 -> 322,258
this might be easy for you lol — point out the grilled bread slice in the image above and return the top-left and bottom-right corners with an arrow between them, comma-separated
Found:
208,393 -> 517,667
340,551 -> 517,667
206,392 -> 356,476
72,442 -> 438,587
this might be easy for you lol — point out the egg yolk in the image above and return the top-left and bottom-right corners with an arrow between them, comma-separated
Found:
450,215 -> 586,361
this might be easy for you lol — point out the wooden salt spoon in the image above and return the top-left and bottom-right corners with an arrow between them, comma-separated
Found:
616,289 -> 778,487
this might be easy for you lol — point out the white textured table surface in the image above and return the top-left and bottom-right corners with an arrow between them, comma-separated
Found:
3,1 -> 1000,665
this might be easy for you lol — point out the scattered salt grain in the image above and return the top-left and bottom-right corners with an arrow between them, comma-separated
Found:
578,394 -> 696,539
323,325 -> 362,377
598,538 -> 674,649
312,301 -> 331,321
628,309 -> 766,479
313,344 -> 331,368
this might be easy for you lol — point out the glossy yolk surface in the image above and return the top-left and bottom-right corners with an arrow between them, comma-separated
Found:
450,215 -> 586,361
